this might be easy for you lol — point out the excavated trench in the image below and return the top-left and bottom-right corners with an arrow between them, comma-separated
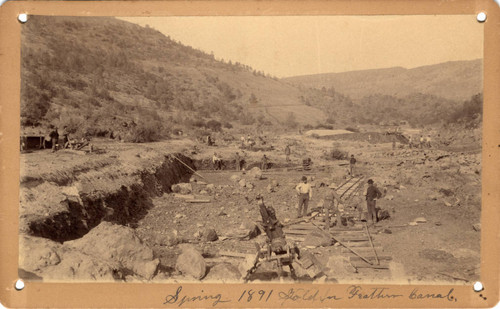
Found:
27,153 -> 195,243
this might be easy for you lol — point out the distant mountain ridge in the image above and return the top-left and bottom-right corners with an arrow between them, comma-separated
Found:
282,59 -> 482,101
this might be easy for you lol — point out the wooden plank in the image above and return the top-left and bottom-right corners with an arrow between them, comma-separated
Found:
341,247 -> 384,253
186,199 -> 211,203
338,237 -> 369,242
286,236 -> 305,242
331,231 -> 367,235
173,194 -> 195,199
284,230 -> 310,236
350,262 -> 390,269
284,225 -> 319,231
346,241 -> 381,247
219,251 -> 253,259
349,256 -> 392,262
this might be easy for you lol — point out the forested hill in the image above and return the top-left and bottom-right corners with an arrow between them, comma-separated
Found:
21,16 -> 335,140
20,16 -> 482,141
282,59 -> 482,101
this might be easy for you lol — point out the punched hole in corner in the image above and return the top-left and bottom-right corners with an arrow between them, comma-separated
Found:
14,279 -> 25,291
476,12 -> 487,23
18,13 -> 28,23
473,281 -> 484,292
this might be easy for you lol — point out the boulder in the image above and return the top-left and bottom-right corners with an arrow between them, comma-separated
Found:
414,217 -> 427,223
202,228 -> 218,242
271,180 -> 279,187
41,250 -> 116,281
206,184 -> 215,193
176,244 -> 206,280
171,183 -> 193,195
239,221 -> 261,239
303,230 -> 331,248
377,209 -> 390,221
238,255 -> 258,278
154,230 -> 179,246
248,167 -> 263,179
204,263 -> 241,282
246,183 -> 254,189
238,179 -> 247,187
473,223 -> 481,232
19,235 -> 62,272
266,184 -> 274,193
230,175 -> 242,182
65,222 -> 159,280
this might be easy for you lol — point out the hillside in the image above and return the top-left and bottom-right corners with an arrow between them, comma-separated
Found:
283,60 -> 482,101
21,16 -> 482,140
20,16 -> 331,140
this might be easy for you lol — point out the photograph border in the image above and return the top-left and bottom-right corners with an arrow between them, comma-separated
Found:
1,0 -> 499,307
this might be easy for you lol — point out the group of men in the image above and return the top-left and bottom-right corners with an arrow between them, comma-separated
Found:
408,135 -> 432,149
294,175 -> 382,230
213,151 -> 273,171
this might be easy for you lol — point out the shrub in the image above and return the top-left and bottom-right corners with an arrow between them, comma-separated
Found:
315,124 -> 334,130
206,119 -> 222,132
223,122 -> 233,129
126,121 -> 162,143
322,148 -> 348,160
285,112 -> 298,129
345,126 -> 360,133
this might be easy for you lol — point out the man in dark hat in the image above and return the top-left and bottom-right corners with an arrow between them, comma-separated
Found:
365,179 -> 382,226
295,176 -> 312,218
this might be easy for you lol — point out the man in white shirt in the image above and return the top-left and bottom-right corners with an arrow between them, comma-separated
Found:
295,176 -> 312,218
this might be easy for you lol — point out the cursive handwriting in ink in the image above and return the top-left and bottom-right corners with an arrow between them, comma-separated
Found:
164,286 -> 230,307
347,285 -> 404,300
278,288 -> 342,305
409,288 -> 457,302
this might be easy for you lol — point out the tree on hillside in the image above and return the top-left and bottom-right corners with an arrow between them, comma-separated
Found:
249,93 -> 258,104
285,112 -> 299,129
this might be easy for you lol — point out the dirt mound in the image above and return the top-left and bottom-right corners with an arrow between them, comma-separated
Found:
324,132 -> 408,144
22,153 -> 195,242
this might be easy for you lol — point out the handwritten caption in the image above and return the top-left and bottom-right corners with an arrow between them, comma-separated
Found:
163,285 -> 458,307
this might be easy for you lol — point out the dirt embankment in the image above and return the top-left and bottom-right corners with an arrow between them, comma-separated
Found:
20,151 -> 194,242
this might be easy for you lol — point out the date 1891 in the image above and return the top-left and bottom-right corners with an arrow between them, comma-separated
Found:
237,289 -> 273,303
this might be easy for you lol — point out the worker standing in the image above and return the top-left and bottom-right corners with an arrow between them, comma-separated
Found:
261,154 -> 269,171
324,183 -> 344,230
49,127 -> 59,152
235,152 -> 241,171
365,179 -> 382,226
212,152 -> 222,170
349,154 -> 357,176
285,145 -> 291,162
295,176 -> 312,218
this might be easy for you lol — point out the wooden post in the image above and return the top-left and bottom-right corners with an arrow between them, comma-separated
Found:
172,155 -> 207,181
309,221 -> 373,265
364,222 -> 380,265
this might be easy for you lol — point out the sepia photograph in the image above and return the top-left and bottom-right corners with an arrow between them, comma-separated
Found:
17,14 -> 484,286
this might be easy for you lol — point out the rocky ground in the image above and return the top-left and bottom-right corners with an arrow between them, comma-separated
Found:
18,129 -> 481,284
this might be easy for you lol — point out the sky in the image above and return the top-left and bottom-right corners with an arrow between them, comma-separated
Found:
121,15 -> 483,78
